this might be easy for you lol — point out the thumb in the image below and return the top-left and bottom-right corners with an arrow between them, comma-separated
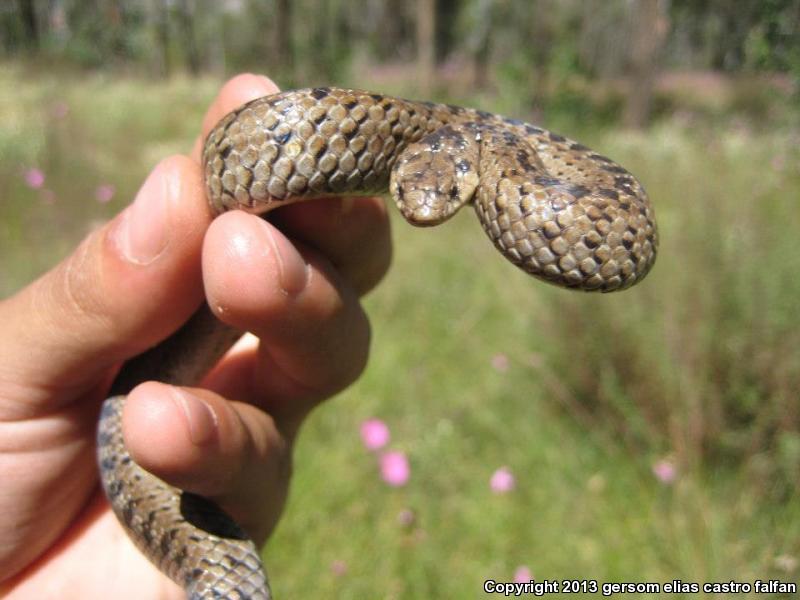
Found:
0,156 -> 210,415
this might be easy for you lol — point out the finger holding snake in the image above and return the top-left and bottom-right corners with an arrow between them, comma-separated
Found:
0,73 -> 390,599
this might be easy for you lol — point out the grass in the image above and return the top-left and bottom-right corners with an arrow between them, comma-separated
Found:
1,62 -> 798,597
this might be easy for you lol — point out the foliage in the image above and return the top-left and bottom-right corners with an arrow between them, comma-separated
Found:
2,1 -> 799,80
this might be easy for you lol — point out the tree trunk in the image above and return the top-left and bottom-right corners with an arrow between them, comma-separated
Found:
197,0 -> 224,75
469,0 -> 494,89
623,0 -> 667,129
273,0 -> 294,79
526,0 -> 553,119
372,0 -> 410,60
416,0 -> 435,95
146,0 -> 170,78
17,0 -> 40,50
177,0 -> 200,75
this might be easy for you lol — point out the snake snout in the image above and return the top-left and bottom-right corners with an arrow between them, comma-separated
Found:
390,126 -> 481,227
390,185 -> 458,226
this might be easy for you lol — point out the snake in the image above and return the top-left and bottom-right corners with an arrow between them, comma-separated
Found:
97,87 -> 658,599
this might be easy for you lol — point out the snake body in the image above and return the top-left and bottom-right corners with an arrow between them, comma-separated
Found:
98,88 -> 658,599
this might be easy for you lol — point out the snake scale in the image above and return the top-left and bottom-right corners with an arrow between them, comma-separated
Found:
98,87 -> 658,599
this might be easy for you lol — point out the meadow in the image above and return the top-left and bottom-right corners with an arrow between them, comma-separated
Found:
1,62 -> 798,598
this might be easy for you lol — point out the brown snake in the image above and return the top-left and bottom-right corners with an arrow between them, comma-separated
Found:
98,87 -> 658,599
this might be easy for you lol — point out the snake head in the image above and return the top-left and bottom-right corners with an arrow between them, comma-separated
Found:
390,125 -> 480,226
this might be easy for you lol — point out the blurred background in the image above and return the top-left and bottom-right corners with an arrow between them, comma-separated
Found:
1,1 -> 799,597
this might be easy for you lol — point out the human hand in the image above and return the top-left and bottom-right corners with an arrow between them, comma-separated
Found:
0,74 -> 391,599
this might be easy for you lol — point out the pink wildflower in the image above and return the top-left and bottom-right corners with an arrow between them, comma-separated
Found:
330,560 -> 347,577
360,418 -> 390,451
490,466 -> 516,494
95,183 -> 115,203
513,565 -> 533,583
380,451 -> 410,487
652,458 -> 677,484
491,353 -> 510,372
24,168 -> 45,189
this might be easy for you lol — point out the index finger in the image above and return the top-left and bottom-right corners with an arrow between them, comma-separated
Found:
192,77 -> 393,296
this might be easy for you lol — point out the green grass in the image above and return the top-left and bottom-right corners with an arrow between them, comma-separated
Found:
1,63 -> 798,598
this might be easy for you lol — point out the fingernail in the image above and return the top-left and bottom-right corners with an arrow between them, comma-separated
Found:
113,164 -> 169,264
171,388 -> 218,446
263,222 -> 309,295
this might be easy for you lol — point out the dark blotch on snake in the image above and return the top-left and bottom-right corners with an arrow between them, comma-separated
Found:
614,176 -> 635,195
180,492 -> 248,540
122,502 -> 135,526
97,428 -> 113,447
174,545 -> 188,568
515,150 -> 536,171
107,480 -> 123,499
219,144 -> 233,160
142,522 -> 154,544
568,185 -> 590,199
535,175 -> 561,187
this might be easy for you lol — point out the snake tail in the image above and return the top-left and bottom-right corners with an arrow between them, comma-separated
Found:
98,305 -> 270,598
98,396 -> 271,599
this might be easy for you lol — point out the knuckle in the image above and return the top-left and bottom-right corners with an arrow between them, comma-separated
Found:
356,238 -> 392,295
59,234 -> 116,332
330,307 -> 371,390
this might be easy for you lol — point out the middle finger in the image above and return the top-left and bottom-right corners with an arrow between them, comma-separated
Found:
201,211 -> 371,422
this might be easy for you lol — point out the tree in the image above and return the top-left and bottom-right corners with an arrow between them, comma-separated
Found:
624,0 -> 668,128
273,0 -> 294,77
417,0 -> 436,95
176,0 -> 200,75
16,0 -> 39,50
